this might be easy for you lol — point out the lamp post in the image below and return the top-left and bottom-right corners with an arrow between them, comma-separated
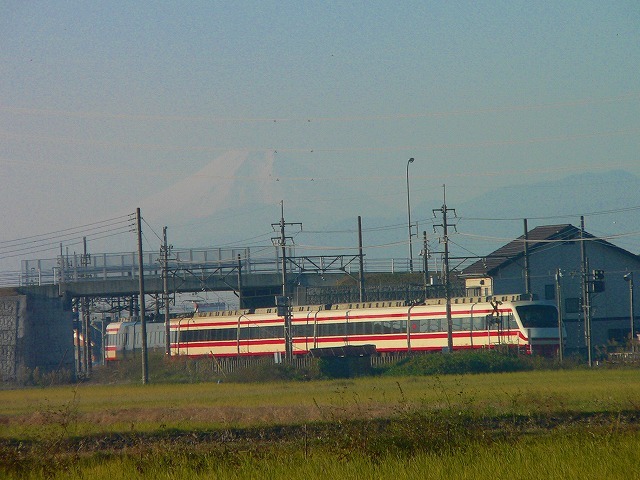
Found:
624,272 -> 635,353
406,157 -> 415,273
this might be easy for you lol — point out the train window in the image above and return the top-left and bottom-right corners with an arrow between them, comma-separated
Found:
429,319 -> 441,332
319,322 -> 343,337
461,317 -> 472,331
373,321 -> 383,334
485,315 -> 501,330
239,327 -> 249,340
226,328 -> 236,340
317,323 -> 325,337
304,324 -> 314,337
293,324 -> 313,338
471,316 -> 484,331
508,313 -> 518,330
516,305 -> 558,328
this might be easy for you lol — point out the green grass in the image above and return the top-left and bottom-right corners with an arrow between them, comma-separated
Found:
1,369 -> 640,437
2,367 -> 640,478
5,427 -> 640,479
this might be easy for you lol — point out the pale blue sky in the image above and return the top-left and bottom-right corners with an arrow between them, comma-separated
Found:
1,1 -> 639,268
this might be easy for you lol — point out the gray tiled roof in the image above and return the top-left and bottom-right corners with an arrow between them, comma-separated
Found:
461,224 -> 611,277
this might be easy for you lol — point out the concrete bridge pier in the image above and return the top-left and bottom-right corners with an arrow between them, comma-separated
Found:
0,289 -> 75,382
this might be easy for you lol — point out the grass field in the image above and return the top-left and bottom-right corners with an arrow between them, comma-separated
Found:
1,367 -> 640,478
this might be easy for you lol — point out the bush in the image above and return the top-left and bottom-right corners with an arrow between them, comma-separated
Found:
377,350 -> 538,376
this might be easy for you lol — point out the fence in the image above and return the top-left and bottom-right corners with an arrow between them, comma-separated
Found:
6,246 -> 427,288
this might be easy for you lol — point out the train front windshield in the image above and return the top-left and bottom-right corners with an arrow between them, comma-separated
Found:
516,305 -> 558,328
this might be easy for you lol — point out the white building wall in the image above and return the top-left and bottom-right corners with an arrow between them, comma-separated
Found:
491,241 -> 639,352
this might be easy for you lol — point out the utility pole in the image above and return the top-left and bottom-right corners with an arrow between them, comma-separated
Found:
136,208 -> 149,384
358,216 -> 365,302
580,216 -> 592,367
237,254 -> 243,309
82,236 -> 91,376
624,272 -> 634,353
406,158 -> 415,272
555,268 -> 564,363
433,185 -> 456,352
523,219 -> 531,297
421,230 -> 429,299
271,201 -> 302,361
162,227 -> 171,357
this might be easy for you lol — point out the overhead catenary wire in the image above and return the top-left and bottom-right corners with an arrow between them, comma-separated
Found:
141,217 -> 164,244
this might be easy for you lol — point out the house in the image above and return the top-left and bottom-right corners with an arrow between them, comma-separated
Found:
461,224 -> 640,353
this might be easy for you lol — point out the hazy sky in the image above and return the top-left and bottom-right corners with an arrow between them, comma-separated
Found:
1,2 -> 639,270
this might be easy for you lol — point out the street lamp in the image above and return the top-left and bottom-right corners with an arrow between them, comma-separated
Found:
624,272 -> 635,353
406,157 -> 415,273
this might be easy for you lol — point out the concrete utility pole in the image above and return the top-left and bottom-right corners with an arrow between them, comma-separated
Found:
82,236 -> 91,376
422,230 -> 429,299
433,186 -> 456,352
406,158 -> 415,273
624,272 -> 635,353
523,219 -> 531,296
358,216 -> 365,303
271,201 -> 301,361
237,254 -> 243,309
162,227 -> 171,357
580,216 -> 593,367
136,208 -> 149,384
555,268 -> 564,363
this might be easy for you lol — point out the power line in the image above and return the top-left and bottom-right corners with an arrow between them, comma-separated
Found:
0,214 -> 134,246
0,224 -> 135,257
459,204 -> 640,222
0,228 -> 135,260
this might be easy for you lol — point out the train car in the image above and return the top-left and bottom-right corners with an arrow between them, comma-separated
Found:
105,321 -> 169,361
170,294 -> 563,358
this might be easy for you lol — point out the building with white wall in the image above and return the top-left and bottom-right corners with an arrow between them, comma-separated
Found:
461,224 -> 639,354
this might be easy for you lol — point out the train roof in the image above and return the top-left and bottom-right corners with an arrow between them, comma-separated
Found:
424,294 -> 534,305
173,293 -> 538,321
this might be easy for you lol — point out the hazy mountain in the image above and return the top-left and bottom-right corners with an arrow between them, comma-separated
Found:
138,153 -> 640,260
139,150 -> 394,250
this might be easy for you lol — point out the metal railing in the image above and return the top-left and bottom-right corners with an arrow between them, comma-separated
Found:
2,247 -> 423,288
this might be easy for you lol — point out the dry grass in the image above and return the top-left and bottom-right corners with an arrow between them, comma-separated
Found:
1,368 -> 640,438
2,368 -> 640,479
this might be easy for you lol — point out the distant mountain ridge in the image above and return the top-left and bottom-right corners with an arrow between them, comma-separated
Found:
139,153 -> 640,259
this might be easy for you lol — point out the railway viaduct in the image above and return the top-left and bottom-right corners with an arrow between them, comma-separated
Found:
0,250 -> 359,381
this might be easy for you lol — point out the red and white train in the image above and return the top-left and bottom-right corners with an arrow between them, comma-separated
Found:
105,294 -> 563,361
